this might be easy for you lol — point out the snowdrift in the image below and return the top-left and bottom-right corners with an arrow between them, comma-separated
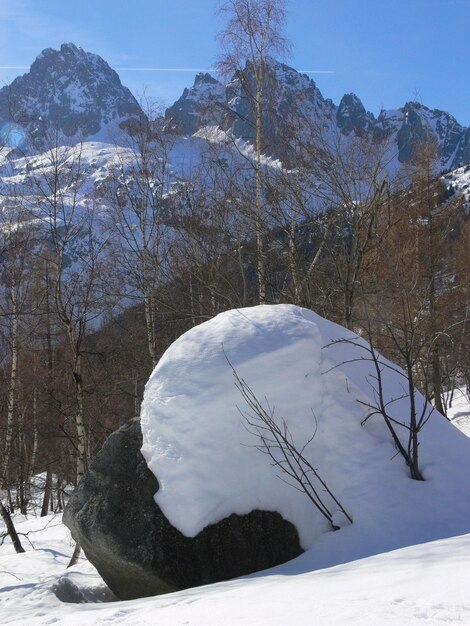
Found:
141,305 -> 470,560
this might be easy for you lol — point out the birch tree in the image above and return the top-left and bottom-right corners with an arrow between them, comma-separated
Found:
217,0 -> 290,304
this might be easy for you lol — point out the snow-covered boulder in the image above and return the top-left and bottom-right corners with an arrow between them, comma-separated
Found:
65,304 -> 470,600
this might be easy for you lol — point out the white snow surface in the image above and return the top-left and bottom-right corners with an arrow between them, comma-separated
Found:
141,304 -> 470,556
446,387 -> 470,437
3,512 -> 470,625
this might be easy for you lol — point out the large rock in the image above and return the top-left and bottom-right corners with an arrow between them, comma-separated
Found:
63,418 -> 302,600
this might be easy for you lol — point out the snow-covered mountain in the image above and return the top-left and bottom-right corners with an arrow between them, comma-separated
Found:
166,57 -> 470,171
165,72 -> 226,135
0,43 -> 142,148
377,102 -> 469,168
444,163 -> 470,210
0,44 -> 468,173
0,44 -> 468,223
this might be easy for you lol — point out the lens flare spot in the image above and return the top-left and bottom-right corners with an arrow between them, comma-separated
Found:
0,122 -> 27,148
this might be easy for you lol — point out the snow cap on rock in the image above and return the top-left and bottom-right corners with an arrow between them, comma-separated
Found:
141,304 -> 470,552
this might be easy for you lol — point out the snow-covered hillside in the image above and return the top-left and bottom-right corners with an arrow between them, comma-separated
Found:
447,387 -> 470,437
0,134 -> 244,225
444,164 -> 470,210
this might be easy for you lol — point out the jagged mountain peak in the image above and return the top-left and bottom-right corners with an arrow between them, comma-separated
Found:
165,71 -> 225,135
377,101 -> 466,166
337,93 -> 376,135
0,43 -> 142,147
194,72 -> 221,87
36,42 -> 89,61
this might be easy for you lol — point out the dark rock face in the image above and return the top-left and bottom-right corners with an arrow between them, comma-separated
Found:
164,72 -> 225,135
63,418 -> 302,600
378,101 -> 468,167
337,93 -> 374,135
0,43 -> 142,146
454,127 -> 470,168
396,104 -> 428,163
222,59 -> 336,158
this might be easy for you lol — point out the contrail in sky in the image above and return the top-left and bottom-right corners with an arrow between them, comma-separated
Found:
115,67 -> 336,74
115,68 -> 214,72
0,66 -> 336,74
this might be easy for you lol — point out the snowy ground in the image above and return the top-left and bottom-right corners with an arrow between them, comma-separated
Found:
1,405 -> 470,623
446,387 -> 470,438
1,512 -> 470,625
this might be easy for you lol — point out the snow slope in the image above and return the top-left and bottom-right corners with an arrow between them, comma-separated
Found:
444,164 -> 470,210
141,305 -> 470,558
2,513 -> 470,625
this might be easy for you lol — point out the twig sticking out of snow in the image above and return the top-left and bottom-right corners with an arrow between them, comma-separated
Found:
227,356 -> 352,531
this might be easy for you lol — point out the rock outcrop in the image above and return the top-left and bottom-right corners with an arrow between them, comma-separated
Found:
63,418 -> 302,600
164,72 -> 225,135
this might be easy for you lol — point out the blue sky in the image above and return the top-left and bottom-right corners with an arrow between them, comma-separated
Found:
0,0 -> 468,124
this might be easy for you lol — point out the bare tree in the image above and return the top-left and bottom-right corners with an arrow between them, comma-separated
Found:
229,359 -> 352,530
0,164 -> 33,551
30,135 -> 107,484
217,0 -> 290,304
326,325 -> 432,482
168,141 -> 257,318
0,501 -> 25,553
104,106 -> 174,370
294,122 -> 399,329
399,141 -> 461,415
362,142 -> 466,419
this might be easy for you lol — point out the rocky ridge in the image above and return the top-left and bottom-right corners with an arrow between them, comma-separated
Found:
0,43 -> 468,186
166,57 -> 469,170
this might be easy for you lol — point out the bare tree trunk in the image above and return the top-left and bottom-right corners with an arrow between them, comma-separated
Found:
406,360 -> 424,481
55,475 -> 64,512
0,501 -> 25,553
432,345 -> 445,415
72,352 -> 87,484
255,74 -> 266,305
144,289 -> 158,368
1,286 -> 19,487
40,467 -> 53,517
26,388 -> 39,509
288,213 -> 300,304
134,376 -> 141,417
